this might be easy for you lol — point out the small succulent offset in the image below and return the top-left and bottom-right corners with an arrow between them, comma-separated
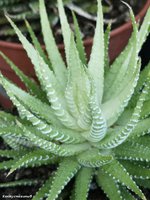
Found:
0,0 -> 150,199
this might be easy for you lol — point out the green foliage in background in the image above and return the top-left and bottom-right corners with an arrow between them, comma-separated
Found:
0,0 -> 110,37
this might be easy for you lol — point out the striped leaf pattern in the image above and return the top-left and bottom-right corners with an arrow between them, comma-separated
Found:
0,1 -> 150,200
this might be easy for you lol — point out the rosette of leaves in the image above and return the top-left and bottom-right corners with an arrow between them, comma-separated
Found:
0,0 -> 150,199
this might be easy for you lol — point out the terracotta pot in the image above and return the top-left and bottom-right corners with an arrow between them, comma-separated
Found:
83,0 -> 150,61
0,0 -> 150,108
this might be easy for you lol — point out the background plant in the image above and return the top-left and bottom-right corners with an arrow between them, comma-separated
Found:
0,0 -> 138,39
0,0 -> 150,200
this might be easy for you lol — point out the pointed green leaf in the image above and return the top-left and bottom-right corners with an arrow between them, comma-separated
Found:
103,7 -> 139,102
0,51 -> 47,102
39,0 -> 67,88
25,20 -> 51,67
101,160 -> 146,200
104,23 -> 111,73
88,0 -> 104,104
85,80 -> 107,142
98,80 -> 150,148
120,160 -> 150,180
6,15 -> 74,127
32,176 -> 53,200
129,118 -> 150,138
47,158 -> 80,200
74,168 -> 93,200
138,7 -> 150,50
57,0 -> 72,64
72,12 -> 87,65
8,149 -> 57,175
97,170 -> 123,200
0,179 -> 39,188
114,141 -> 150,162
0,160 -> 16,170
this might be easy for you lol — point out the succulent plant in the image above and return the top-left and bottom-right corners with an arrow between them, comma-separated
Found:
0,0 -> 150,199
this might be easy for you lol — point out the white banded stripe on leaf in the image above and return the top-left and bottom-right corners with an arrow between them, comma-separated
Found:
14,99 -> 83,144
5,15 -> 77,130
3,134 -> 33,149
0,88 -> 86,148
0,79 -> 62,127
6,94 -> 84,144
34,53 -> 78,130
0,79 -> 65,142
98,79 -> 150,149
16,121 -> 90,157
65,83 -> 79,119
78,104 -> 92,130
0,126 -> 33,147
86,79 -> 107,142
77,149 -> 113,168
47,158 -> 80,200
128,118 -> 150,138
2,136 -> 29,150
36,54 -> 78,129
102,57 -> 141,127
89,98 -> 107,142
101,159 -> 146,200
7,149 -> 57,176
5,15 -> 64,100
66,34 -> 88,120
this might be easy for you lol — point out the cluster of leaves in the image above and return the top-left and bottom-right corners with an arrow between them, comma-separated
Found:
0,0 -> 150,199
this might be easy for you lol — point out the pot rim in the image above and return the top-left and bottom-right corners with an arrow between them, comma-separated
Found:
0,0 -> 149,50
